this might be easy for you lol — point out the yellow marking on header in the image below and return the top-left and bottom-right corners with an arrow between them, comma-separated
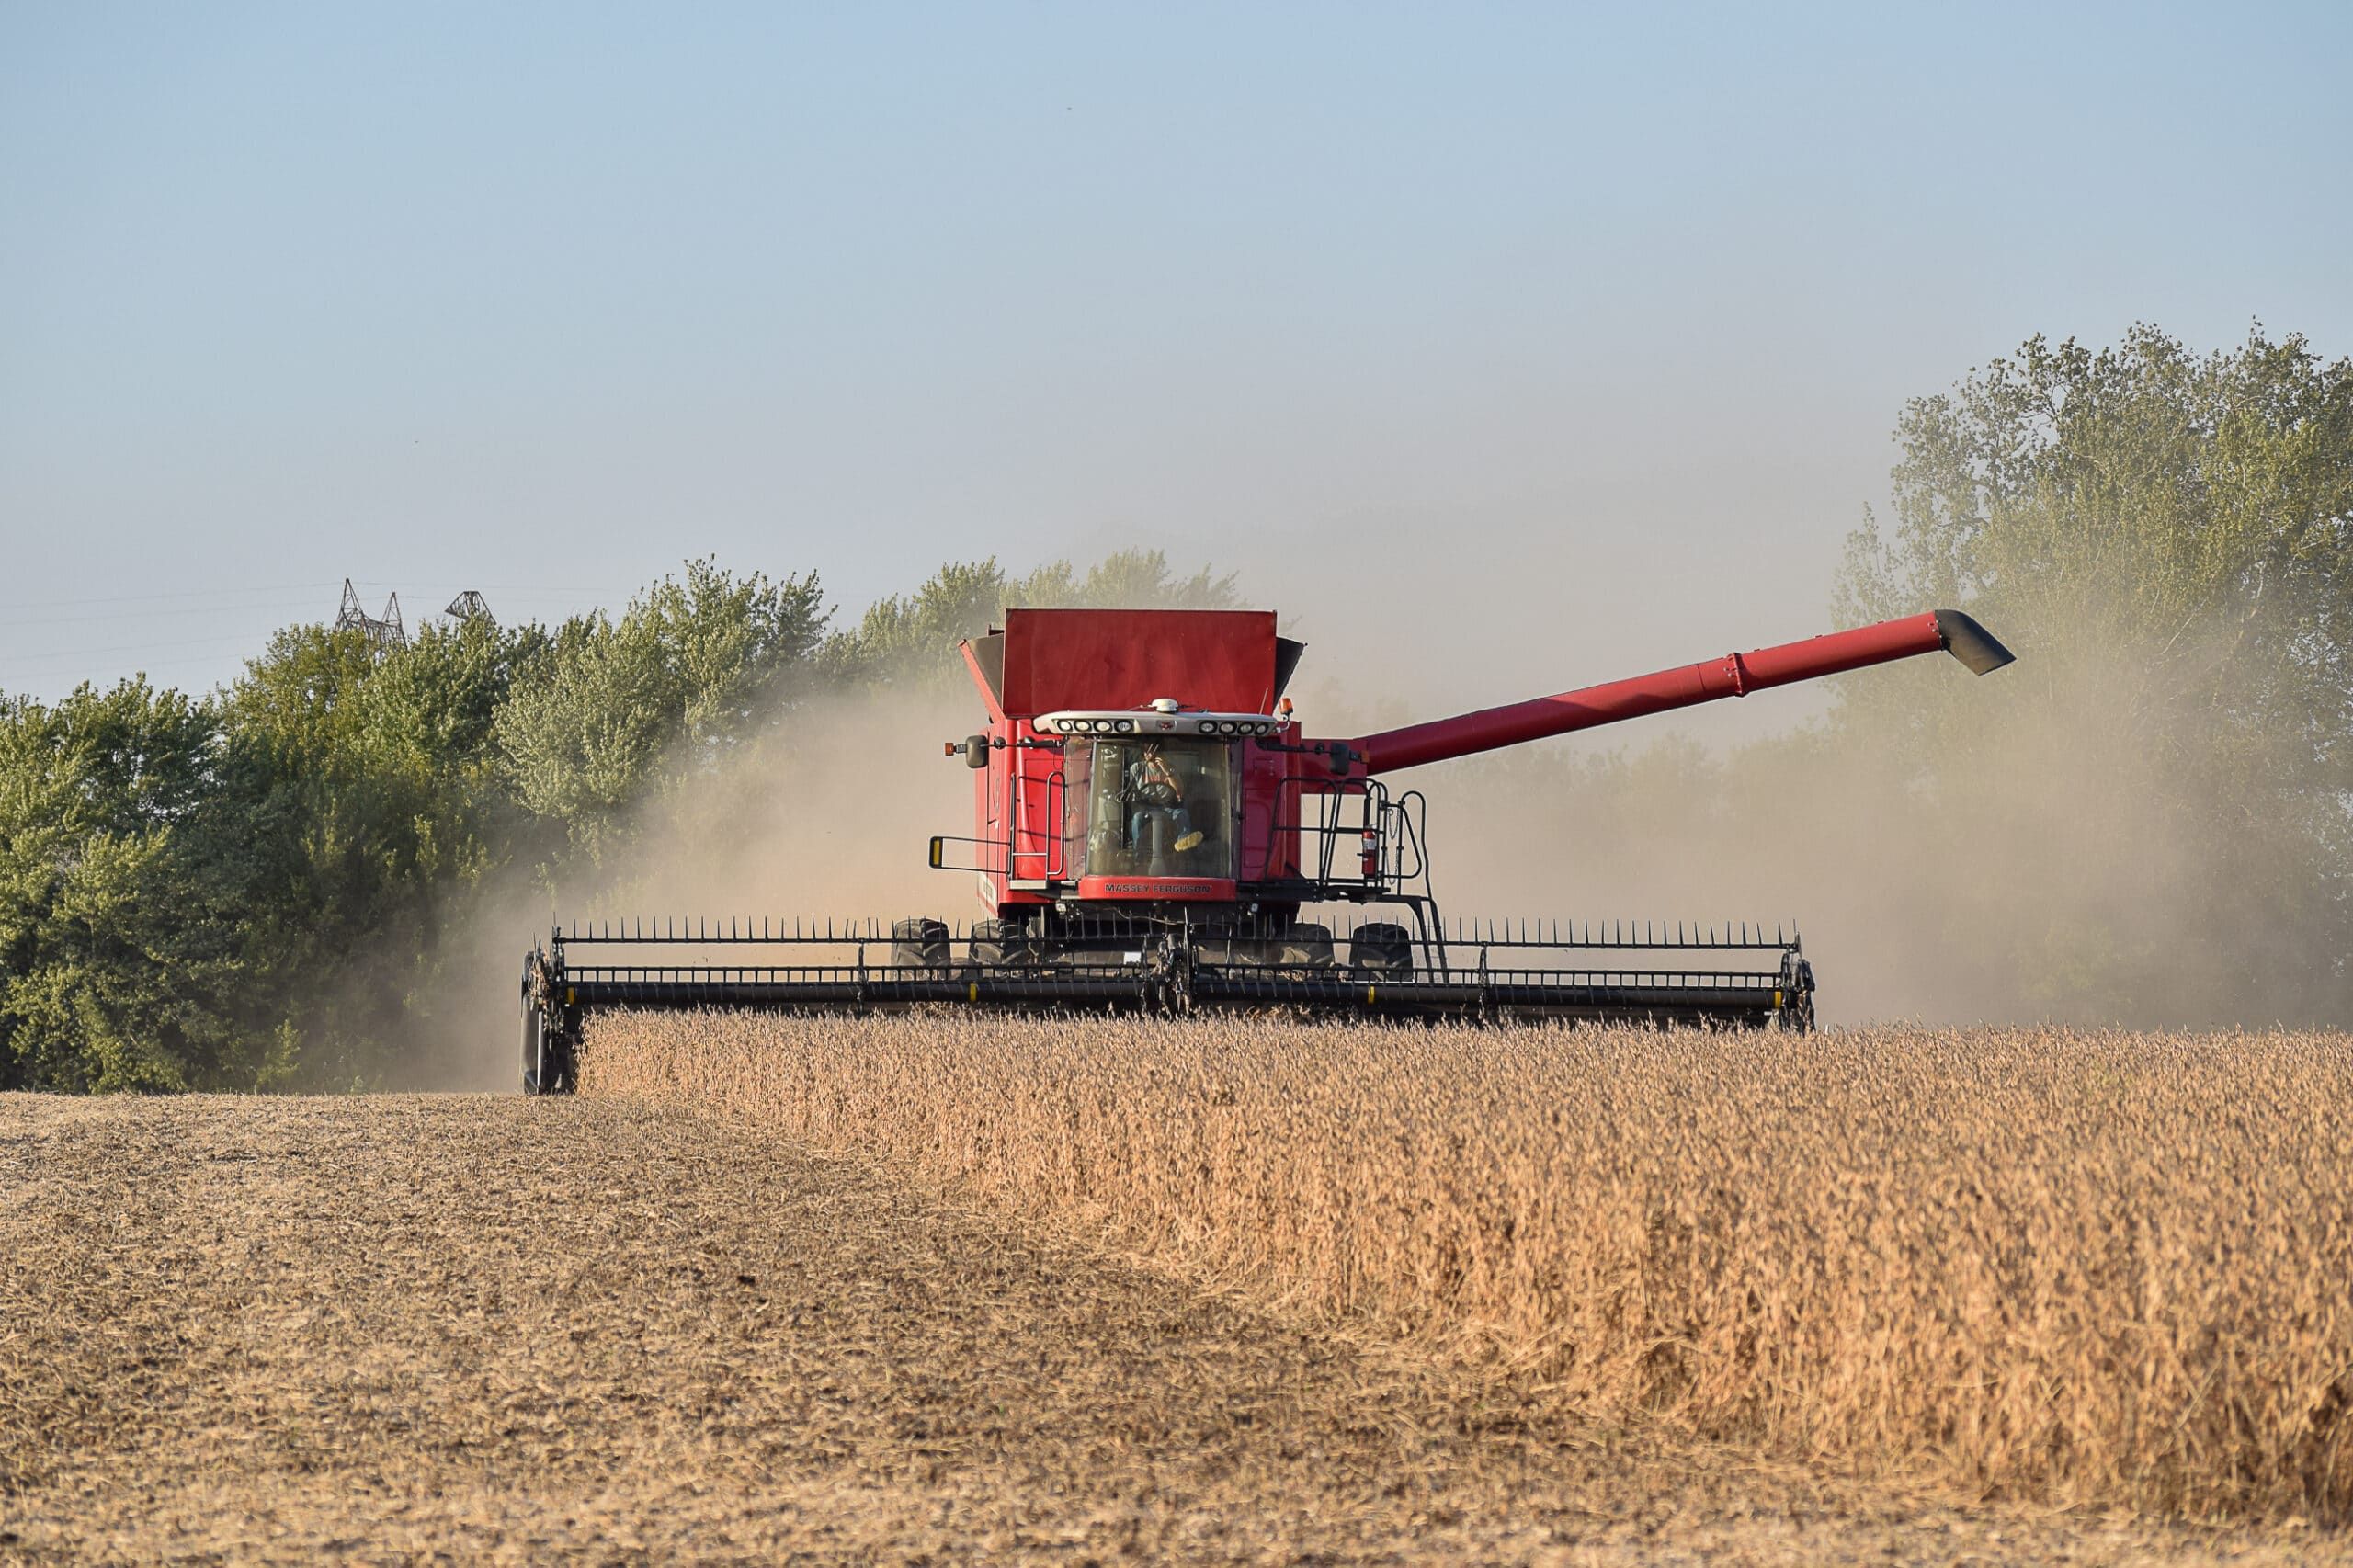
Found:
1367,984 -> 1377,1006
969,982 -> 979,1003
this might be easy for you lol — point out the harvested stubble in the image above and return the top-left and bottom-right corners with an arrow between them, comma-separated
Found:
584,1013 -> 2353,1522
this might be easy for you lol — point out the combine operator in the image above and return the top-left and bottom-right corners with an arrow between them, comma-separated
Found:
1126,741 -> 1206,873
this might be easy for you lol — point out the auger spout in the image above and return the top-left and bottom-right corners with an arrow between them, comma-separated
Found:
1350,609 -> 2013,776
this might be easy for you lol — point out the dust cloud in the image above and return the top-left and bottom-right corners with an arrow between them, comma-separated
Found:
421,571 -> 2342,1090
424,689 -> 982,1091
589,690 -> 982,927
1404,619 -> 2345,1029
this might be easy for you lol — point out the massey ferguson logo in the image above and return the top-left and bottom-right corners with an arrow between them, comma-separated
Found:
1104,880 -> 1198,895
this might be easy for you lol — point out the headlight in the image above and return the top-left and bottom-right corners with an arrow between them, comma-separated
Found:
1115,719 -> 1134,733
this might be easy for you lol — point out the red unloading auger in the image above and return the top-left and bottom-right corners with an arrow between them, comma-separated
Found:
1350,609 -> 2014,775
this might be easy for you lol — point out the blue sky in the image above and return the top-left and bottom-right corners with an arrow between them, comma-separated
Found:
4,2 -> 2347,712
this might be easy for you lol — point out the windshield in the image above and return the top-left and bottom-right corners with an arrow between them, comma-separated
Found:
1064,737 -> 1236,880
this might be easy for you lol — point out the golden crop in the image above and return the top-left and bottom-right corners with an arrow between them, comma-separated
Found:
582,1013 -> 2353,1521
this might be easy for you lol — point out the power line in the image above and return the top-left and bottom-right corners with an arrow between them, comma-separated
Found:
0,579 -> 622,614
6,597 -> 340,629
0,580 -> 347,612
0,575 -> 679,691
0,632 -> 269,665
0,656 -> 270,699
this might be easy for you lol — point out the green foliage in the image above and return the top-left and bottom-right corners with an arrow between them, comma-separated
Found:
1421,326 -> 2353,1029
1838,324 -> 2353,776
208,617 -> 542,1086
0,550 -> 1232,1091
0,680 -> 251,1090
13,337 -> 2349,1082
1833,324 -> 2353,1022
824,548 -> 1240,692
495,560 -> 825,858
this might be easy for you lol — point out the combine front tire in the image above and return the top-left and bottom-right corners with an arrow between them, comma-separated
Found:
1348,922 -> 1415,978
1271,923 -> 1335,969
970,918 -> 1030,966
892,917 -> 952,969
1775,954 -> 1817,1032
521,1006 -> 572,1096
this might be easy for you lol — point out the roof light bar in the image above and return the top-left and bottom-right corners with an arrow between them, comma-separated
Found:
1033,710 -> 1282,739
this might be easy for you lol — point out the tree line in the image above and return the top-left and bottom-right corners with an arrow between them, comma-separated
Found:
0,551 -> 1235,1090
1440,324 -> 2353,1027
5,324 -> 2349,1089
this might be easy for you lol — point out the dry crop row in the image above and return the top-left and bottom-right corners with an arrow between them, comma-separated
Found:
582,1013 -> 2353,1522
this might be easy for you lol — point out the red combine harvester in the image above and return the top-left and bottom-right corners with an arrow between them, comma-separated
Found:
522,606 -> 2012,1092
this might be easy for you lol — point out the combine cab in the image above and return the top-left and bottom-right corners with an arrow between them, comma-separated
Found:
522,605 -> 2011,1092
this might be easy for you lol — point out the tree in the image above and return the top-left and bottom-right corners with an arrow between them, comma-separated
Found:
0,681 -> 259,1090
494,559 -> 825,860
824,548 -> 1242,691
1834,324 -> 2353,1022
1,549 -> 1243,1090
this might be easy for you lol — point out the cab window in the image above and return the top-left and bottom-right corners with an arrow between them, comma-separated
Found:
1064,737 -> 1236,878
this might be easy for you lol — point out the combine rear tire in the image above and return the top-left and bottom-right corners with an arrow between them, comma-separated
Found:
1349,922 -> 1415,978
892,917 -> 951,969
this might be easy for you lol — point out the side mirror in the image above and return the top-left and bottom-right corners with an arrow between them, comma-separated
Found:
962,734 -> 990,768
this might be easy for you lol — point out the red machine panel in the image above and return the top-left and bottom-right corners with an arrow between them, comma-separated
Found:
996,608 -> 1281,717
